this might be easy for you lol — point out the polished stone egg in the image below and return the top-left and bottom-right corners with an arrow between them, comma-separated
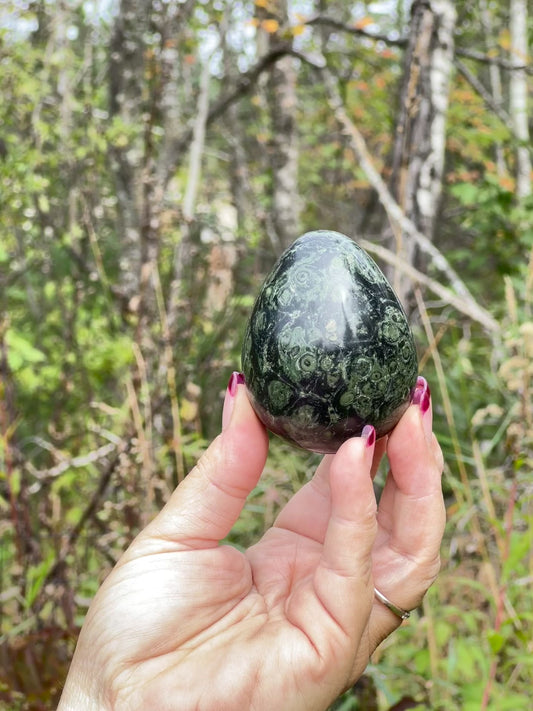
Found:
241,230 -> 418,453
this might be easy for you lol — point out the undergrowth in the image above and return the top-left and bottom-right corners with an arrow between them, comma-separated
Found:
1,268 -> 532,709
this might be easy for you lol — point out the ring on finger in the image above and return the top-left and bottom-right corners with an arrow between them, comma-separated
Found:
373,587 -> 412,620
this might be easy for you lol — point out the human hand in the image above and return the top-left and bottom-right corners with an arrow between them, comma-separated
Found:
58,374 -> 444,711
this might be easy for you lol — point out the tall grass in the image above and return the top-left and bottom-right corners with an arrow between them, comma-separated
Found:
334,268 -> 533,709
1,263 -> 532,710
231,269 -> 533,710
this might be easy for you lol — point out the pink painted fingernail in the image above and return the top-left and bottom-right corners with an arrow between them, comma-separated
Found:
222,371 -> 245,430
228,371 -> 245,396
411,376 -> 430,414
411,375 -> 432,440
361,424 -> 376,448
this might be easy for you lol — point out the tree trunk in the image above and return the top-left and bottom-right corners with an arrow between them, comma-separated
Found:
108,0 -> 151,309
260,0 -> 300,252
168,55 -> 212,327
509,0 -> 531,200
267,53 -> 300,251
387,0 -> 456,308
479,0 -> 507,178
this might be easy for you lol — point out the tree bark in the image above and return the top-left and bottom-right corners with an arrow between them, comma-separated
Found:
509,0 -> 531,199
108,0 -> 151,308
262,0 -> 300,252
387,0 -> 456,307
323,70 -> 499,334
479,0 -> 506,178
267,53 -> 300,251
168,55 -> 212,326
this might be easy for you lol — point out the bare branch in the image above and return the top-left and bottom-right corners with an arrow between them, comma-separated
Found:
306,14 -> 407,48
321,69 -> 499,333
42,439 -> 133,589
455,59 -> 513,130
163,45 -> 296,186
305,14 -> 532,74
455,45 -> 532,74
29,442 -> 118,483
360,240 -> 500,332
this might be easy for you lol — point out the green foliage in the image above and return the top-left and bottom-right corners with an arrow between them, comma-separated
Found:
0,0 -> 532,709
364,260 -> 533,710
446,178 -> 533,296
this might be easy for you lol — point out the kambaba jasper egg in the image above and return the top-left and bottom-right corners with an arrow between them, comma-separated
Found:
241,230 -> 418,454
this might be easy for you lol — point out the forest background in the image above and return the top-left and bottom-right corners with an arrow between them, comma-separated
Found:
0,1 -> 532,709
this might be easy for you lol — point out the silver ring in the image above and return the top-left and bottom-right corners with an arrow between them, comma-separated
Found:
374,587 -> 411,620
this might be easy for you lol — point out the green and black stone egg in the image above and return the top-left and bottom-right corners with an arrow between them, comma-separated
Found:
241,230 -> 418,453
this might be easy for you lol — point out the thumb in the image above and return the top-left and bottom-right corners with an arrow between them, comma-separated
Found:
140,374 -> 269,548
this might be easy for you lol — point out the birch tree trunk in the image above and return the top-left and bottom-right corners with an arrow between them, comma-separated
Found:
168,56 -> 212,325
479,0 -> 507,178
387,0 -> 456,307
509,0 -> 531,199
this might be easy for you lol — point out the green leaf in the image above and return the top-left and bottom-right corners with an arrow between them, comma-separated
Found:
25,554 -> 55,608
5,329 -> 46,370
449,182 -> 480,205
487,630 -> 505,654
502,531 -> 531,581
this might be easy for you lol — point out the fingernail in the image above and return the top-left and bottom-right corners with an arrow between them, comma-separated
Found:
411,376 -> 432,440
361,424 -> 376,448
228,371 -> 245,396
411,376 -> 430,414
222,371 -> 245,430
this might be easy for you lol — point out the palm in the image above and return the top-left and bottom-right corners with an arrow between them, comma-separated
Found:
84,528 -> 365,711
60,385 -> 444,711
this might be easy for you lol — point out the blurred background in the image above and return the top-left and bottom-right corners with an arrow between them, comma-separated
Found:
0,1 -> 531,709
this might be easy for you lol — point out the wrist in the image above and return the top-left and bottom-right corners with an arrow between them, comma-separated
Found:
57,688 -> 101,711
58,672 -> 107,711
